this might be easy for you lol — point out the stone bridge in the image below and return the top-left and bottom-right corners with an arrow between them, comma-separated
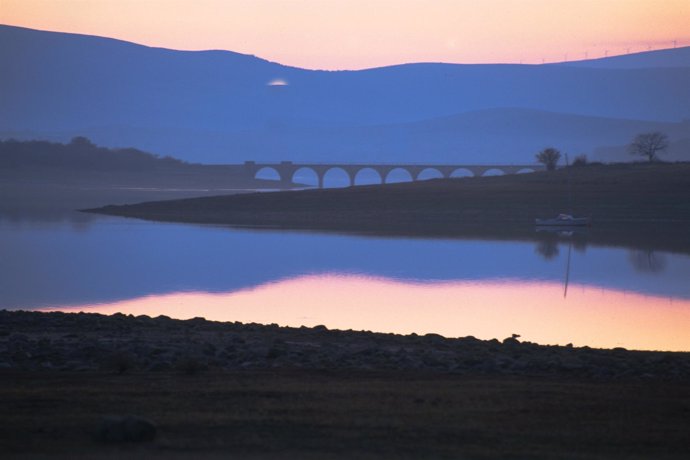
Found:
244,161 -> 544,188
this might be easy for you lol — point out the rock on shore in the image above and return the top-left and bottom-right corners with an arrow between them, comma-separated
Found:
1,310 -> 689,380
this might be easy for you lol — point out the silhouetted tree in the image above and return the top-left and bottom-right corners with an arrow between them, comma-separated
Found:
628,132 -> 668,162
535,147 -> 561,171
572,154 -> 588,167
535,239 -> 559,260
629,250 -> 667,273
70,136 -> 94,147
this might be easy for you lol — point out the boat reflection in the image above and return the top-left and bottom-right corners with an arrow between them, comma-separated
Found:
44,274 -> 690,352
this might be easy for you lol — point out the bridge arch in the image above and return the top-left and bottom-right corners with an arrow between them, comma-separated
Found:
254,166 -> 283,182
385,167 -> 414,184
415,167 -> 444,181
353,167 -> 383,186
322,167 -> 353,188
516,167 -> 536,174
245,162 -> 544,187
291,167 -> 319,187
482,168 -> 506,177
450,168 -> 474,178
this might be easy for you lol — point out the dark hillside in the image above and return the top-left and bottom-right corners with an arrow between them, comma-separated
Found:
0,137 -> 186,171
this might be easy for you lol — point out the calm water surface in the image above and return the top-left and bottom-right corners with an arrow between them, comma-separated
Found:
2,213 -> 689,351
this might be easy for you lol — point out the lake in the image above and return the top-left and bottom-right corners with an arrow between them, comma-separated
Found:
1,211 -> 689,351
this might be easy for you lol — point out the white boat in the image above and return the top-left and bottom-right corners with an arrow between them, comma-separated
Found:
535,214 -> 591,227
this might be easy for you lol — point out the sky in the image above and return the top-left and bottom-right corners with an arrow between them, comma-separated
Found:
1,0 -> 689,70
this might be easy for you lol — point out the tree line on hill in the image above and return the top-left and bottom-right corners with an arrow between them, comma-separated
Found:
0,137 -> 187,172
536,131 -> 671,170
1,132 -> 676,175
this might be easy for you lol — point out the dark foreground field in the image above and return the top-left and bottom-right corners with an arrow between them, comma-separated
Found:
4,371 -> 690,459
2,311 -> 690,459
88,162 -> 690,253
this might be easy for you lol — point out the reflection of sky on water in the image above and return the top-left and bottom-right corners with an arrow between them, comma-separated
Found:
44,275 -> 690,351
1,215 -> 689,311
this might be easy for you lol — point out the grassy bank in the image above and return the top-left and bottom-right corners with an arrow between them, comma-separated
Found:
89,162 -> 690,253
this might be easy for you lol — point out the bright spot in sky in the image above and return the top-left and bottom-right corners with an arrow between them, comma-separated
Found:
267,78 -> 288,86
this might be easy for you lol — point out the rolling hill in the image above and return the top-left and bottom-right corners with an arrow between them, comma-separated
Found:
2,24 -> 689,164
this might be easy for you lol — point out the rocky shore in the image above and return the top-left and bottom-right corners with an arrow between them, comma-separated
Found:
2,310 -> 689,380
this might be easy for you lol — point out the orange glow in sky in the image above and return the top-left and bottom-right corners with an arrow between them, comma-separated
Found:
2,0 -> 689,69
45,274 -> 690,352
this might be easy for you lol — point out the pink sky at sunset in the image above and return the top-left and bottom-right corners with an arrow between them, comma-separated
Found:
2,0 -> 689,70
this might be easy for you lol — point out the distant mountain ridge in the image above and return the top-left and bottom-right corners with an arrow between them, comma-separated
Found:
557,47 -> 690,69
2,24 -> 690,164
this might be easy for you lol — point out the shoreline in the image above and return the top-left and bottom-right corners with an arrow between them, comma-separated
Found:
3,310 -> 689,378
3,310 -> 690,458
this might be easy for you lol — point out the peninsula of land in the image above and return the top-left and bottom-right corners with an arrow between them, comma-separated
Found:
89,162 -> 690,253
